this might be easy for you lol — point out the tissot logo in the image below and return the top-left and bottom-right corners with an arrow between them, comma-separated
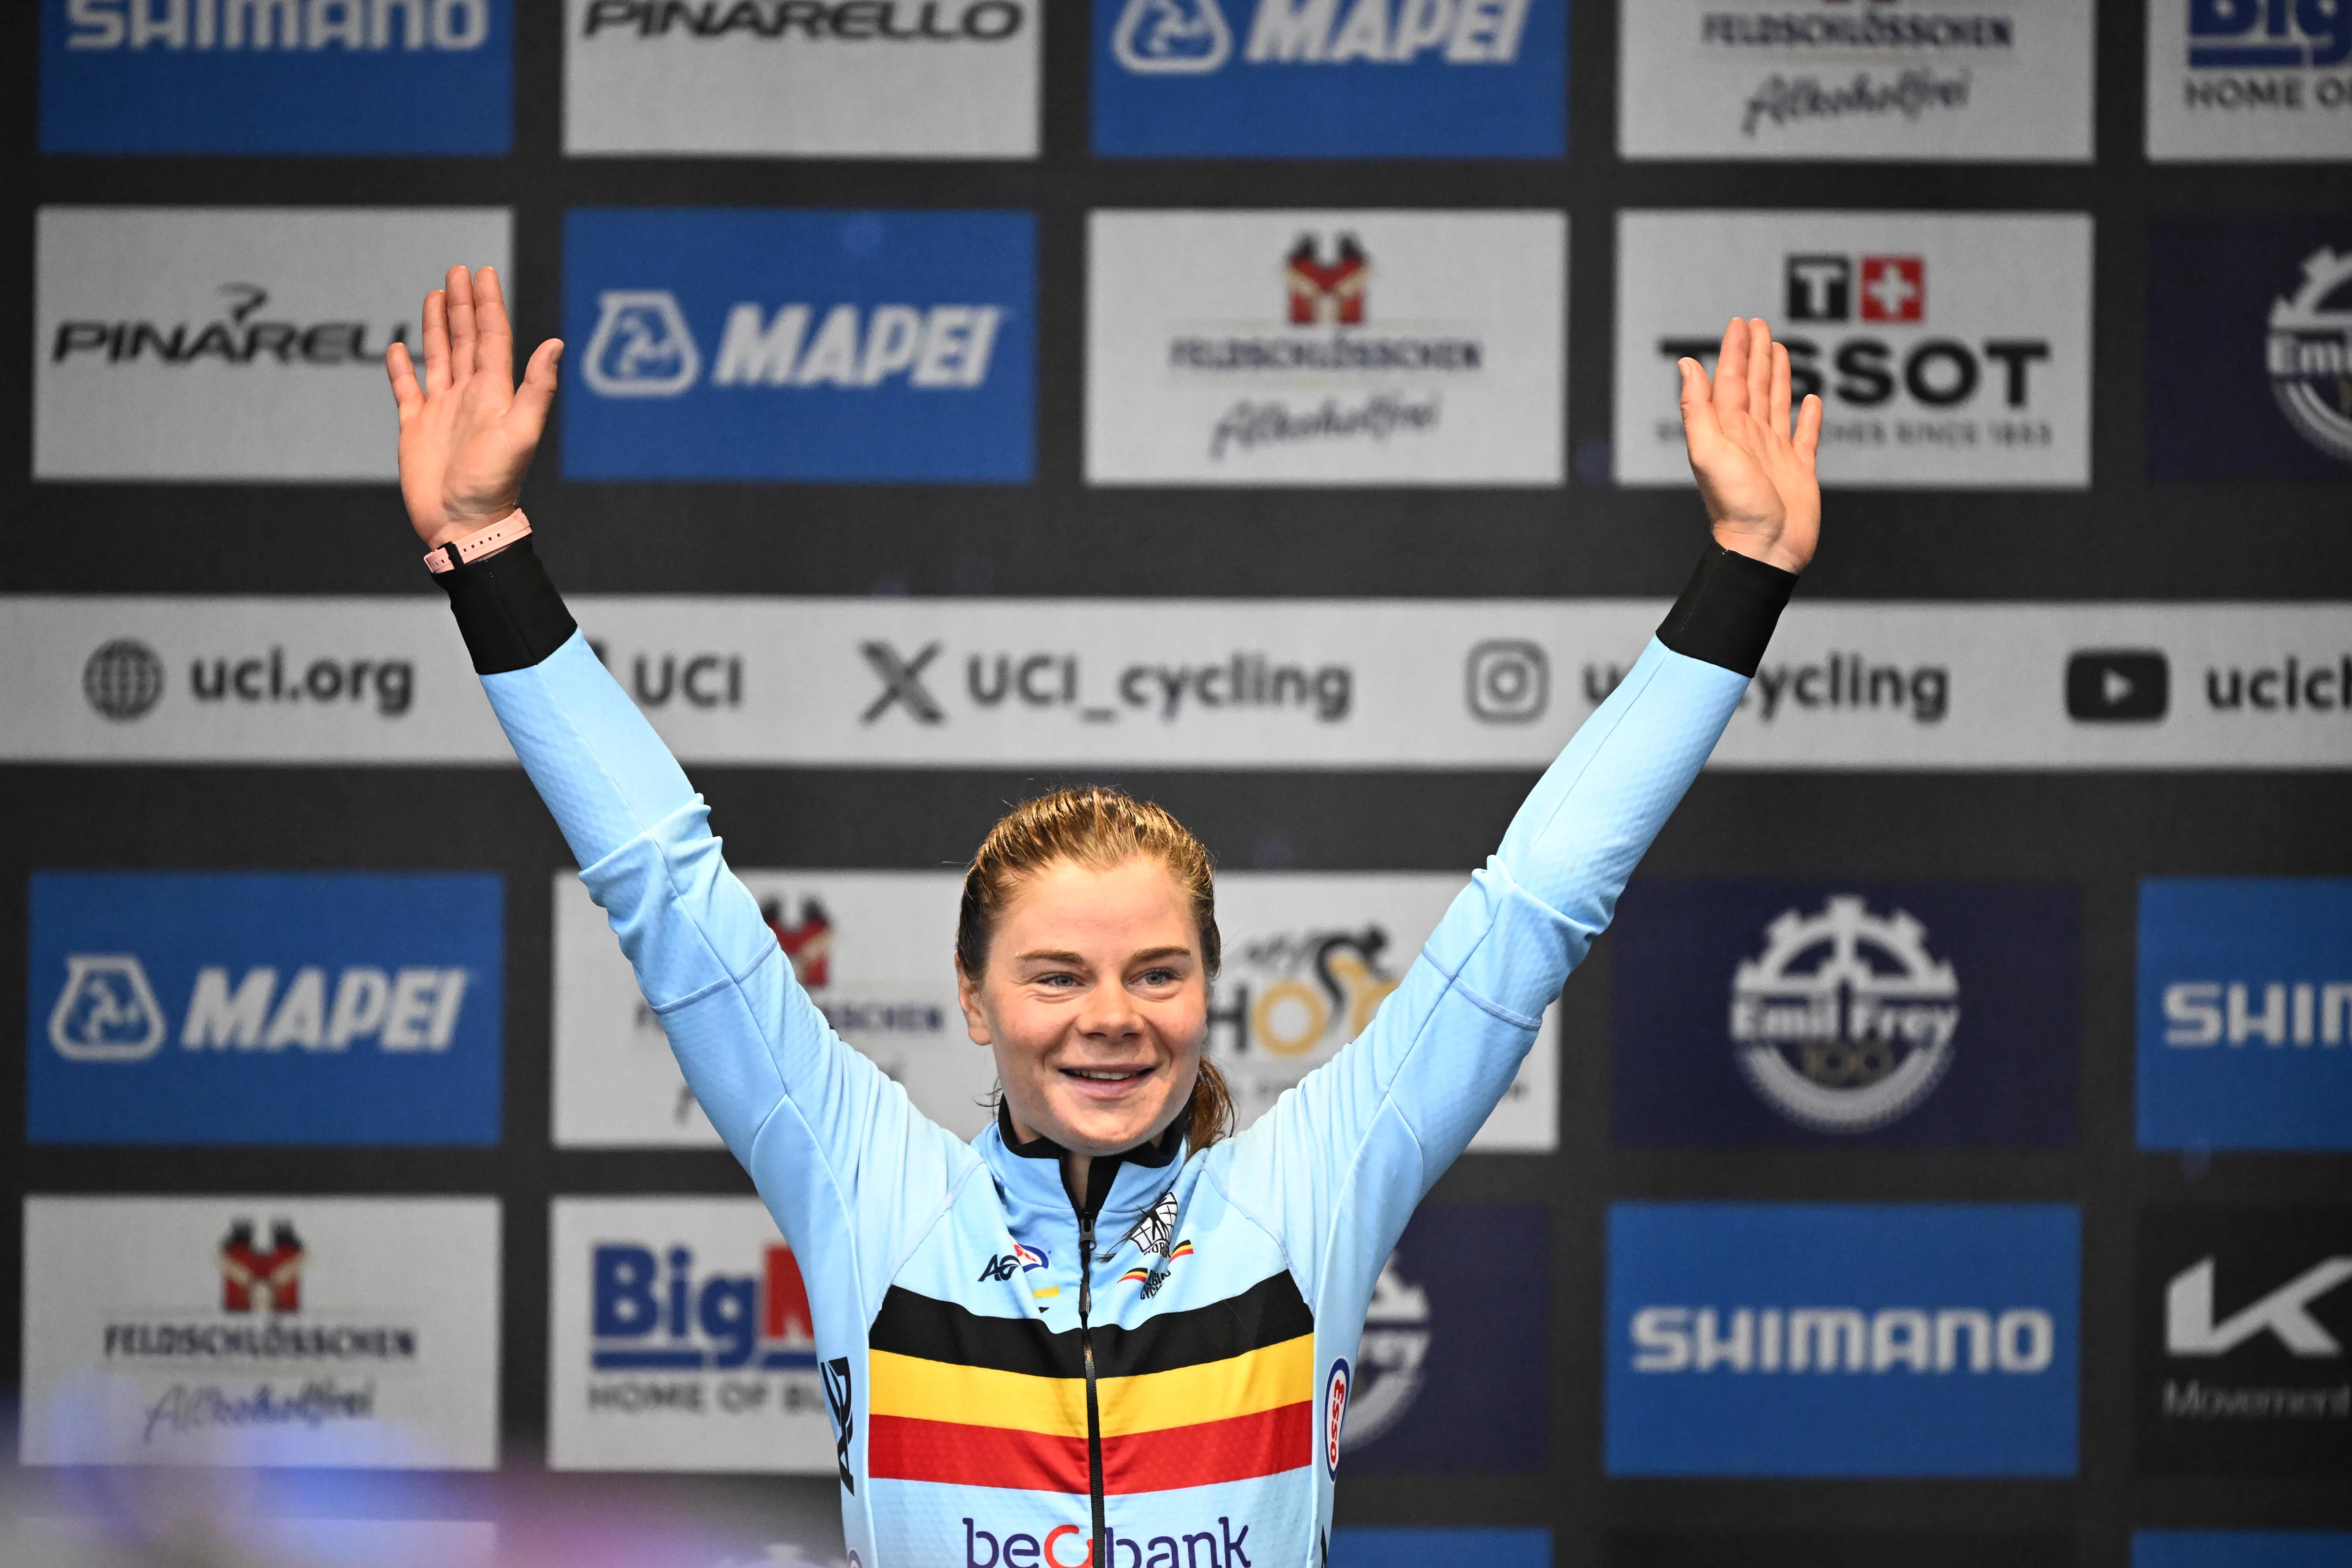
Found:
1785,254 -> 1925,323
563,210 -> 1033,481
1607,1203 -> 2079,1475
2138,1208 -> 2352,1472
2067,649 -> 2169,722
27,872 -> 504,1146
1093,0 -> 1563,155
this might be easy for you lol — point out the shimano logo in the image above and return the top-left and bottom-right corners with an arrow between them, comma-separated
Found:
2162,981 -> 2352,1047
1630,1304 -> 2057,1374
580,290 -> 1003,398
63,0 -> 492,51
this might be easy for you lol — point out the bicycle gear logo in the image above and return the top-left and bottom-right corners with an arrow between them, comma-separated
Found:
1113,0 -> 1232,72
48,954 -> 167,1063
1342,1254 -> 1432,1454
2266,246 -> 2352,466
1730,894 -> 1962,1134
581,290 -> 701,398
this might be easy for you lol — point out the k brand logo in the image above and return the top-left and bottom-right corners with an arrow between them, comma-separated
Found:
1114,0 -> 1233,71
49,954 -> 167,1061
2167,1255 -> 2352,1358
581,290 -> 701,398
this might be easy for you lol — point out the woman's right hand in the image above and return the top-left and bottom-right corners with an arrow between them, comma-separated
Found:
385,264 -> 564,549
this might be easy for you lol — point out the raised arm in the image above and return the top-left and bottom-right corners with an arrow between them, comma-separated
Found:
388,268 -> 975,1317
1216,319 -> 1821,1307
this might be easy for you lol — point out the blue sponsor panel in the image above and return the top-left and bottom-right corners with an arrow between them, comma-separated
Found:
1340,1203 -> 1547,1473
1091,0 -> 1565,157
2137,879 -> 2352,1152
1605,1203 -> 2079,1477
40,0 -> 512,154
1332,1529 -> 1550,1568
2146,219 -> 2352,480
562,209 -> 1035,482
2136,1536 -> 2352,1568
1611,881 -> 2079,1148
28,871 -> 503,1145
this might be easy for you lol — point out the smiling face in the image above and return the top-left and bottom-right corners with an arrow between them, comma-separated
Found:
957,855 -> 1209,1159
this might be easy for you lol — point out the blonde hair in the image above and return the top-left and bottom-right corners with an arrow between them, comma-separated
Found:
956,785 -> 1232,1150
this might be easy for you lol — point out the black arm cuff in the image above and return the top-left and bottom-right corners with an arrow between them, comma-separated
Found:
431,535 -> 578,675
1654,544 -> 1798,679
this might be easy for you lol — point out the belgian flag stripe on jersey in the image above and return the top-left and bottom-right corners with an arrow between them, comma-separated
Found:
870,1402 -> 1314,1494
871,1334 -> 1312,1438
867,1269 -> 1313,1378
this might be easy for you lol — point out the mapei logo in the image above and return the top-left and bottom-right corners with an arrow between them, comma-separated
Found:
50,954 -> 472,1058
219,1219 -> 305,1314
2167,1254 -> 2352,1358
1730,894 -> 1961,1134
580,288 -> 1005,399
1113,0 -> 1529,72
2188,0 -> 2352,69
2266,245 -> 2352,465
1786,254 -> 1925,325
1286,233 -> 1368,324
591,1242 -> 818,1371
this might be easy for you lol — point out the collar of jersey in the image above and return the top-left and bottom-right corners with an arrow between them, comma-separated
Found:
979,1102 -> 1187,1237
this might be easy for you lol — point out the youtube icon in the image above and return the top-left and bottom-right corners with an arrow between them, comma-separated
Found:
2066,649 -> 2169,722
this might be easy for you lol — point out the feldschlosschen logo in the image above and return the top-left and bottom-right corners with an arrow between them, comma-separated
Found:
1730,895 -> 1962,1133
2266,246 -> 2352,465
581,290 -> 701,398
48,954 -> 167,1062
1113,0 -> 1233,73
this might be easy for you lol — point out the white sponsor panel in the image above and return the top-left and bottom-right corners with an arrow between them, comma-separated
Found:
1620,0 -> 2094,160
0,1515 -> 496,1568
19,1197 -> 500,1469
8,597 -> 2349,769
1087,210 -> 1565,485
34,208 -> 511,481
554,872 -> 1559,1152
564,0 -> 1038,156
2146,0 -> 2352,161
548,1197 -> 837,1472
1614,211 -> 2092,489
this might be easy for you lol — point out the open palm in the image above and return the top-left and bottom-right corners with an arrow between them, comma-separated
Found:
385,264 -> 563,549
1678,317 -> 1822,575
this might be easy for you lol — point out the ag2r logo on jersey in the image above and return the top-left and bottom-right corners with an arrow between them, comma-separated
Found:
40,0 -> 513,154
1093,0 -> 1564,156
27,871 -> 503,1145
1611,881 -> 2079,1148
1606,1202 -> 2079,1476
562,209 -> 1034,481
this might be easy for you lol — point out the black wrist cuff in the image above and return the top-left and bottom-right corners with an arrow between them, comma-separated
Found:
432,535 -> 577,675
1655,545 -> 1798,678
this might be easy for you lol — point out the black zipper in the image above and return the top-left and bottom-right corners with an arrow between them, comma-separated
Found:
1077,1202 -> 1106,1567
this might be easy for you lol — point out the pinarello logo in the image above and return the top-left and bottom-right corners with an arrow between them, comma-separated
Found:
1323,1356 -> 1351,1477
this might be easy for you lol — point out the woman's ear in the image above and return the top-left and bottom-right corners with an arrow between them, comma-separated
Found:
954,954 -> 992,1046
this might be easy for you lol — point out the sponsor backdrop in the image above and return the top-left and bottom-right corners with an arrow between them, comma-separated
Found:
4,0 -> 2348,1564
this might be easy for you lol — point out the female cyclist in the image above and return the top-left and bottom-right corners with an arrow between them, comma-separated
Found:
388,265 -> 1821,1568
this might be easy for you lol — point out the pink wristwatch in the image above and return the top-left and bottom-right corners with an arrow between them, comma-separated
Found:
423,511 -> 531,575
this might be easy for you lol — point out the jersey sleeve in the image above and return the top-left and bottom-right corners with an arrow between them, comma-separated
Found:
437,538 -> 973,1322
1213,546 -> 1795,1311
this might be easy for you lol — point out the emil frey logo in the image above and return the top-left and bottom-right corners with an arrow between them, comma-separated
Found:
219,1220 -> 306,1314
2266,246 -> 2352,465
1730,895 -> 1962,1134
592,1242 -> 818,1371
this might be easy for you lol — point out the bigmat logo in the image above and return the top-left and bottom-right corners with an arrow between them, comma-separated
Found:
2148,0 -> 2352,160
1605,1203 -> 2079,1476
554,870 -> 1555,1152
1611,881 -> 2079,1148
19,1196 -> 499,1468
2136,1534 -> 2352,1568
28,872 -> 504,1146
1615,211 -> 2091,489
565,0 -> 1037,156
36,207 -> 510,481
1087,211 -> 1564,485
41,0 -> 511,153
1093,0 -> 1563,156
563,209 -> 1033,481
1339,1205 -> 1548,1472
2147,220 -> 2352,480
2137,1208 -> 2352,1472
1619,0 -> 2093,162
549,1199 -> 842,1473
2137,880 -> 2352,1152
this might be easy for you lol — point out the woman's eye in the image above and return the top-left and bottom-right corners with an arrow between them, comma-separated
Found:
1035,972 -> 1079,988
1139,968 -> 1177,987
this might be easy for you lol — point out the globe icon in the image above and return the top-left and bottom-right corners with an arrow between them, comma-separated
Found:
83,638 -> 165,722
